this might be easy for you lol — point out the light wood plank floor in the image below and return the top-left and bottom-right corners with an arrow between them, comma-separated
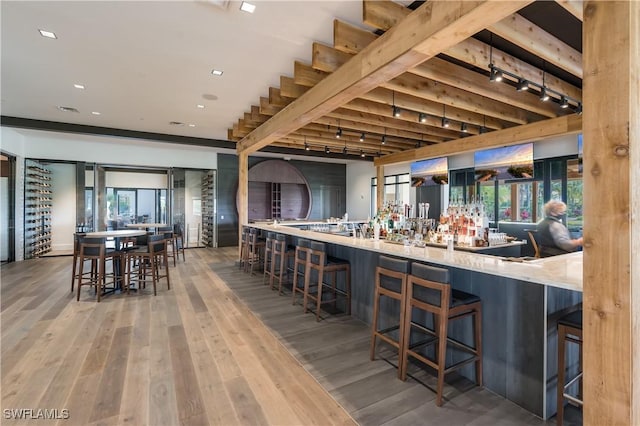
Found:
1,248 -> 355,426
1,247 -> 580,425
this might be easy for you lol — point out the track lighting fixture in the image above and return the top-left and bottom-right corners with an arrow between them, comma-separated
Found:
391,91 -> 401,117
359,132 -> 365,142
335,127 -> 342,139
479,115 -> 488,134
479,126 -> 488,134
324,146 -> 330,154
441,105 -> 449,128
418,113 -> 427,123
576,103 -> 583,115
517,78 -> 529,92
304,142 -> 310,151
461,122 -> 468,133
343,146 -> 347,155
560,96 -> 569,109
540,87 -> 550,102
381,135 -> 386,145
360,150 -> 365,158
489,65 -> 503,82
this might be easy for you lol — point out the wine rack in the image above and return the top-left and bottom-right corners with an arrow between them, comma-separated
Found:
201,171 -> 215,247
25,160 -> 53,258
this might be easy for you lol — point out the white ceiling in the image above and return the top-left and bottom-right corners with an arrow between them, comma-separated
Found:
1,0 -> 409,143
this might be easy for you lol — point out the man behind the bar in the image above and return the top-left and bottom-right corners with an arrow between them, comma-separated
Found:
537,200 -> 583,257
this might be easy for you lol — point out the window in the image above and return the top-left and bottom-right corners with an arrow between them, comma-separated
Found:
371,173 -> 410,215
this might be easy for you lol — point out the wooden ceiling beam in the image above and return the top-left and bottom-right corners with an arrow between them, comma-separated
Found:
489,13 -> 583,78
374,114 -> 582,166
237,0 -> 532,154
259,97 -> 282,116
312,42 -> 540,125
363,0 -> 582,101
333,19 -> 560,118
555,0 -> 583,21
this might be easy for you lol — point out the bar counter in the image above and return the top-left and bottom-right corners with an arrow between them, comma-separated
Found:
250,222 -> 583,419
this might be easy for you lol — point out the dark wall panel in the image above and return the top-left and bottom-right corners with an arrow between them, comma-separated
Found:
216,154 -> 346,247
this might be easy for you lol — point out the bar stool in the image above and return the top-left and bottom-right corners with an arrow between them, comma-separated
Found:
262,232 -> 276,286
70,232 -> 86,292
125,234 -> 171,296
245,228 -> 265,275
557,309 -> 583,426
291,239 -> 311,306
158,226 -> 177,267
239,226 -> 251,270
370,255 -> 410,378
173,223 -> 186,262
271,234 -> 295,295
75,237 -> 119,302
303,241 -> 351,321
400,263 -> 483,407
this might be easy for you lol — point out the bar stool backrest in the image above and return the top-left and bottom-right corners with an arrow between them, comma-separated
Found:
378,255 -> 410,293
148,234 -> 166,253
309,241 -> 326,266
410,263 -> 450,309
79,237 -> 107,257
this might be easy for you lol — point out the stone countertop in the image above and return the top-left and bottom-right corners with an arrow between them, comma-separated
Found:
250,223 -> 583,293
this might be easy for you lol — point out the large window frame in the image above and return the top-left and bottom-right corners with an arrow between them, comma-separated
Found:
371,173 -> 410,216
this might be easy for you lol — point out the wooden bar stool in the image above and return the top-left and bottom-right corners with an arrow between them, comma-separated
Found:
271,234 -> 295,295
557,309 -> 583,426
75,237 -> 119,302
239,227 -> 249,270
262,232 -> 276,286
400,263 -> 483,406
173,223 -> 186,262
291,239 -> 310,306
303,241 -> 351,321
70,232 -> 86,292
370,255 -> 410,378
125,234 -> 171,296
245,228 -> 265,275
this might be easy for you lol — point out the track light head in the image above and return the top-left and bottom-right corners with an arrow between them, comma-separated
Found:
489,65 -> 503,82
461,122 -> 468,133
359,132 -> 365,142
418,113 -> 427,123
343,146 -> 347,155
560,96 -> 569,109
335,127 -> 342,139
576,103 -> 583,115
360,150 -> 365,158
304,142 -> 310,151
441,117 -> 450,128
381,135 -> 386,145
324,146 -> 330,154
392,105 -> 401,118
540,87 -> 550,101
517,79 -> 529,92
479,126 -> 488,134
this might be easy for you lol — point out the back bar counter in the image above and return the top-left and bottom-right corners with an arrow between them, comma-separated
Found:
250,222 -> 582,420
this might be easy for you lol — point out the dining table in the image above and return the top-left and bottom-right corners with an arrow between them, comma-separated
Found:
125,223 -> 170,233
81,229 -> 148,292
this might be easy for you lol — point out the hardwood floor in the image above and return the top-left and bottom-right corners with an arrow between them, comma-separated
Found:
1,248 -> 354,426
1,247 -> 580,425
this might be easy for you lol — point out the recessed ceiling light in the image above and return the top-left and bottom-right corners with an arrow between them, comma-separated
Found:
57,106 -> 78,113
240,1 -> 256,13
38,29 -> 57,39
188,124 -> 196,127
74,84 -> 85,89
91,111 -> 101,115
197,104 -> 205,109
211,69 -> 223,76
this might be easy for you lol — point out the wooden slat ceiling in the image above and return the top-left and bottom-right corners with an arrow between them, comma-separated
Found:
228,0 -> 582,161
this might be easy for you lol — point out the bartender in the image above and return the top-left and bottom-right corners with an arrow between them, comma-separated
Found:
537,200 -> 583,257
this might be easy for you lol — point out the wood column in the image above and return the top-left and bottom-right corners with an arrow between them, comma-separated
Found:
238,152 -> 248,258
376,165 -> 384,213
583,1 -> 639,424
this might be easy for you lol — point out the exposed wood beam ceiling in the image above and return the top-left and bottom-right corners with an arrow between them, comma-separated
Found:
231,0 -> 582,161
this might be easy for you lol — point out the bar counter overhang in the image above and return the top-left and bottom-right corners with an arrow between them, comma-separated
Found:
250,222 -> 583,420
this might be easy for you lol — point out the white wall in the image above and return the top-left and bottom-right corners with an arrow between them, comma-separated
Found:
106,171 -> 168,188
2,128 -> 219,169
346,161 -> 374,220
